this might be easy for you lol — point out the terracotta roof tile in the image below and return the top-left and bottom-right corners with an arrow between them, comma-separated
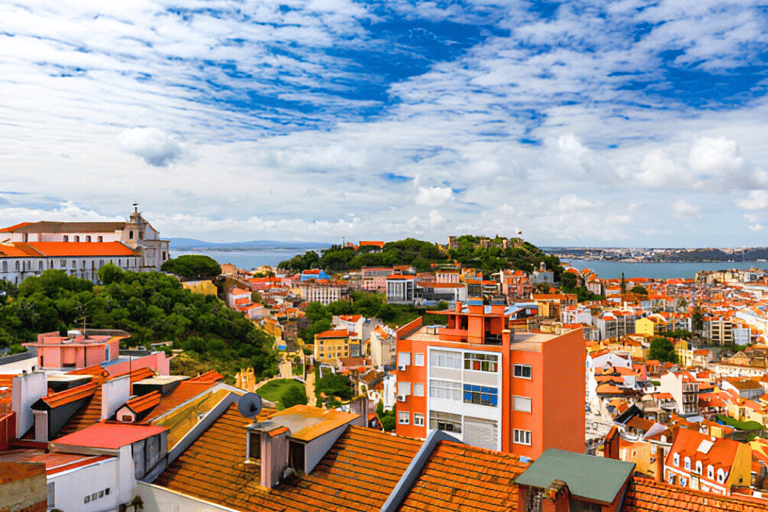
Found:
624,475 -> 768,512
40,382 -> 98,409
154,403 -> 422,512
399,441 -> 529,512
124,390 -> 161,415
55,387 -> 102,438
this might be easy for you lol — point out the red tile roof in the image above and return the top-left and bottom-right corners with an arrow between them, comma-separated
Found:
54,422 -> 166,449
624,475 -> 768,512
399,441 -> 529,512
154,404 -> 422,512
123,390 -> 161,415
40,382 -> 98,409
20,241 -> 136,257
55,387 -> 102,438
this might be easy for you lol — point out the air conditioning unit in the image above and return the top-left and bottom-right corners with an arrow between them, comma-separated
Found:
397,394 -> 407,402
398,365 -> 407,372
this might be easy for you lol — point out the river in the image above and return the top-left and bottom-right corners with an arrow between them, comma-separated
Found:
564,260 -> 768,280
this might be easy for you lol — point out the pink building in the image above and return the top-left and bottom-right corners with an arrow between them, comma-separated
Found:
24,331 -> 120,370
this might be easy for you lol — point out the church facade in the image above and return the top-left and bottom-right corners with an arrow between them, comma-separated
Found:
0,205 -> 170,284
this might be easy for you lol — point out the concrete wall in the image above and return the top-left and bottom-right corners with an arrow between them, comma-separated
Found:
12,372 -> 47,437
138,481 -> 240,512
0,462 -> 46,512
49,457 -> 121,512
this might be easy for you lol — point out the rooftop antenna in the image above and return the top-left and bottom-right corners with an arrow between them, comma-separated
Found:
238,393 -> 263,418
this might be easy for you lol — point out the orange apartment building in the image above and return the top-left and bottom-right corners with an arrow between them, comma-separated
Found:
395,301 -> 585,459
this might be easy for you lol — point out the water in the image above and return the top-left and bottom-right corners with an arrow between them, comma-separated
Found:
171,249 -> 321,270
564,260 -> 768,280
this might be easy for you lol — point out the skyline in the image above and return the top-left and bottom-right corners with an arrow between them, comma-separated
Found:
3,0 -> 768,247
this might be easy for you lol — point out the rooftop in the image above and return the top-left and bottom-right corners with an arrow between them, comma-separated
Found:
53,422 -> 166,450
514,448 -> 635,505
252,404 -> 358,442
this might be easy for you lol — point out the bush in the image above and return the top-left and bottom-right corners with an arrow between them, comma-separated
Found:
280,384 -> 308,409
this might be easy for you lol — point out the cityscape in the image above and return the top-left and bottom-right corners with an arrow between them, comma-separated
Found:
5,1 -> 768,512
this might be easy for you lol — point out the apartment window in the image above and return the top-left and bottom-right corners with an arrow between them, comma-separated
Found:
464,352 -> 498,372
398,381 -> 411,396
1,262 -> 5,272
673,453 -> 680,467
679,476 -> 687,488
63,235 -> 69,242
60,259 -> 66,268
430,379 -> 462,401
398,411 -> 410,425
414,353 -> 424,366
463,384 -> 498,406
684,457 -> 691,471
14,261 -> 19,271
414,413 -> 424,426
708,465 -> 714,479
514,364 -> 532,379
98,236 -> 103,242
430,411 -> 462,433
71,260 -> 76,269
74,235 -> 80,242
513,396 -> 532,413
668,473 -> 676,485
696,461 -> 702,474
414,382 -> 425,397
430,350 -> 462,369
129,230 -> 134,239
38,261 -> 43,271
86,235 -> 91,242
398,352 -> 411,368
513,429 -> 531,446
717,469 -> 725,483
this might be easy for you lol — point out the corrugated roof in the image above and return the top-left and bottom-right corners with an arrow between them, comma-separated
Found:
53,422 -> 166,449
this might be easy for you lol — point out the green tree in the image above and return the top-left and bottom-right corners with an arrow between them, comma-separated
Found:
692,303 -> 704,332
316,372 -> 353,402
620,273 -> 626,294
280,384 -> 308,409
630,285 -> 648,295
649,337 -> 678,363
161,254 -> 221,280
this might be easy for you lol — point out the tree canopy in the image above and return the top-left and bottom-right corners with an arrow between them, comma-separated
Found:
649,337 -> 678,363
161,254 -> 221,280
0,268 -> 277,379
630,285 -> 648,295
280,384 -> 309,409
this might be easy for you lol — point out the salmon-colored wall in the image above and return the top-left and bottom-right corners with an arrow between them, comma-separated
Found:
509,348 -> 543,459
395,335 -> 429,439
541,329 -> 585,455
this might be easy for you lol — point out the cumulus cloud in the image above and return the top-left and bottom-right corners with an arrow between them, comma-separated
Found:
415,186 -> 453,206
688,137 -> 743,177
118,128 -> 185,167
737,190 -> 768,210
635,150 -> 687,187
749,224 -> 764,231
672,200 -> 701,218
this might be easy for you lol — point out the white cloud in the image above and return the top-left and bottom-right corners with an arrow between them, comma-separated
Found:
672,200 -> 701,218
688,137 -> 743,176
749,224 -> 764,231
744,214 -> 758,222
635,150 -> 687,187
429,210 -> 446,229
415,186 -> 453,206
737,191 -> 768,210
118,128 -> 185,167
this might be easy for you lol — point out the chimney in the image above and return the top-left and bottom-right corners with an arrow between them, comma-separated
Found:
257,427 -> 290,489
33,410 -> 48,442
541,480 -> 570,512
455,301 -> 462,313
349,395 -> 369,427
654,444 -> 665,482
12,372 -> 47,436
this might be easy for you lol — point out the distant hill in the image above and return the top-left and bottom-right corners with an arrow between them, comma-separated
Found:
169,238 -> 330,251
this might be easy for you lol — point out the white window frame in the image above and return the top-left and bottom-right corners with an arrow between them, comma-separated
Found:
398,411 -> 410,425
684,457 -> 691,470
513,429 -> 531,446
398,352 -> 411,367
513,396 -> 532,413
673,453 -> 680,467
695,461 -> 702,474
514,364 -> 532,379
708,465 -> 714,479
413,382 -> 425,397
414,353 -> 425,366
414,413 -> 424,427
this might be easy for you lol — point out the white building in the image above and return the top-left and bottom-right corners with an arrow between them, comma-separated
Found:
0,205 -> 169,284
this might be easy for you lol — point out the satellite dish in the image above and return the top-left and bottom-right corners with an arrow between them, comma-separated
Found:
238,393 -> 263,418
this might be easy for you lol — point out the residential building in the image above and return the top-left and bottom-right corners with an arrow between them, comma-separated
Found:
664,427 -> 752,495
395,301 -> 585,458
659,371 -> 699,417
361,266 -> 394,292
370,325 -> 396,369
314,329 -> 362,365
386,275 -> 416,304
298,281 -> 343,305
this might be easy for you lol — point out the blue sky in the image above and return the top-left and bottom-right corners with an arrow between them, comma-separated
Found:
2,0 -> 768,247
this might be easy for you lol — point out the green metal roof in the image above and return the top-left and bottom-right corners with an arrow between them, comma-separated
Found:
514,449 -> 635,505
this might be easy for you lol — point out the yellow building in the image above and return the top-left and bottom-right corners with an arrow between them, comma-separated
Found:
636,316 -> 667,337
181,280 -> 218,295
314,329 -> 352,365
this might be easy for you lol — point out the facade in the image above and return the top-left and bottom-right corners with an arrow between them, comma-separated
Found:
298,281 -> 343,306
395,302 -> 585,458
23,331 -> 121,370
386,275 -> 416,304
370,325 -> 396,369
659,371 -> 699,417
314,329 -> 364,365
0,205 -> 169,284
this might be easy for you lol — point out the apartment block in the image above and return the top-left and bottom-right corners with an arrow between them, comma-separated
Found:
395,301 -> 585,459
